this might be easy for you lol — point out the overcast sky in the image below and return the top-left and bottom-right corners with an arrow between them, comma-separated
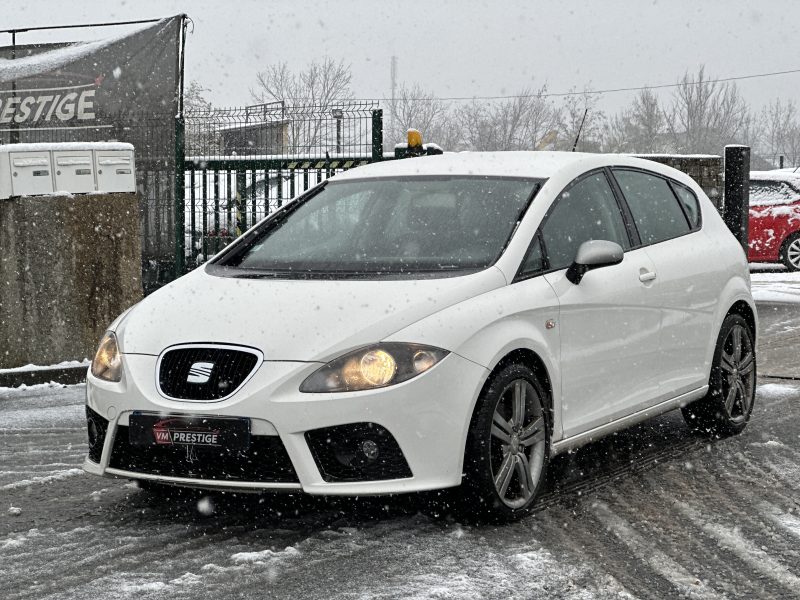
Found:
3,0 -> 799,115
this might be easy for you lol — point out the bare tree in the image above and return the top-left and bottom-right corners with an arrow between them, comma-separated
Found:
602,88 -> 667,153
759,99 -> 798,166
386,84 -> 461,150
184,79 -> 213,112
556,91 -> 604,152
456,86 -> 559,151
628,88 -> 665,153
664,66 -> 752,154
602,109 -> 635,153
183,80 -> 218,156
250,58 -> 354,153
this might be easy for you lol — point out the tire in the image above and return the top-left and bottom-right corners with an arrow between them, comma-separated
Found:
459,363 -> 550,522
681,314 -> 756,437
779,232 -> 800,272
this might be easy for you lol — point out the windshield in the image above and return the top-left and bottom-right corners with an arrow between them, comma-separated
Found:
214,176 -> 540,278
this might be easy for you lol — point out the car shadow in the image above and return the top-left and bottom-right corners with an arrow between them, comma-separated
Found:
108,409 -> 714,531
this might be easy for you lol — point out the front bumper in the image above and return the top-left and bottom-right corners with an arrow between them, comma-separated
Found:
84,351 -> 488,495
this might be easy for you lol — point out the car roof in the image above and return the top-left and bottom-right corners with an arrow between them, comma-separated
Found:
332,151 -> 688,182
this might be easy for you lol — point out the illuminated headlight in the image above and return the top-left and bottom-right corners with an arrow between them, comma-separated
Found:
91,332 -> 123,382
300,343 -> 448,393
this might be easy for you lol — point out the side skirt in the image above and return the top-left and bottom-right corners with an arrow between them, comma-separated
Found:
550,386 -> 709,457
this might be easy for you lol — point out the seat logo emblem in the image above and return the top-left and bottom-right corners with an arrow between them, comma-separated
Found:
187,362 -> 214,384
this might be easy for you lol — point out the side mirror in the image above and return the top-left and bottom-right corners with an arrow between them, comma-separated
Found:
565,240 -> 624,285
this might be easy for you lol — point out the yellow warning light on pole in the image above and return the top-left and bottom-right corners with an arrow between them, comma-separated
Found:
407,129 -> 423,149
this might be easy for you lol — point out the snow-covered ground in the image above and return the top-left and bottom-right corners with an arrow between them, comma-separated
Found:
1,381 -> 799,599
750,266 -> 800,303
2,378 -> 800,597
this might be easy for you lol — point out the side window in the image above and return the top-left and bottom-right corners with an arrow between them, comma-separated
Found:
613,169 -> 691,245
519,234 -> 544,277
540,172 -> 630,272
672,183 -> 701,229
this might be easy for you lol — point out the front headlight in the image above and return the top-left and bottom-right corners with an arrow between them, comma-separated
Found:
300,343 -> 449,393
91,331 -> 122,382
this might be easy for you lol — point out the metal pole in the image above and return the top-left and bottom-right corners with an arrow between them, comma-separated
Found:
336,116 -> 342,154
371,109 -> 383,162
173,16 -> 188,278
174,115 -> 186,278
723,145 -> 751,253
10,31 -> 18,144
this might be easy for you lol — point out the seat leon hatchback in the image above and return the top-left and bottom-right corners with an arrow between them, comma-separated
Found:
85,152 -> 757,521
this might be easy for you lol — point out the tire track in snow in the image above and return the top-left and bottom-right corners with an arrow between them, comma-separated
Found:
616,474 -> 773,600
590,501 -> 725,599
675,500 -> 800,595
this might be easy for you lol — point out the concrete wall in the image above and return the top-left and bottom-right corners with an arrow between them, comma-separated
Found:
0,193 -> 142,369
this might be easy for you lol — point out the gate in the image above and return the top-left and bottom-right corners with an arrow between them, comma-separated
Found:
179,102 -> 385,272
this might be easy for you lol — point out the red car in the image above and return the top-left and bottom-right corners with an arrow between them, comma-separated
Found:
748,171 -> 800,271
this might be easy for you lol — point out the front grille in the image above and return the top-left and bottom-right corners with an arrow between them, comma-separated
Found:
305,422 -> 412,482
158,346 -> 260,401
86,407 -> 108,464
109,425 -> 298,483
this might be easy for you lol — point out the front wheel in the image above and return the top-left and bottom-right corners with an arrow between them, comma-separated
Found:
780,232 -> 800,272
460,363 -> 550,522
682,314 -> 756,437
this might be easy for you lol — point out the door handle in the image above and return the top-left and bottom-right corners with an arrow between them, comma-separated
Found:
639,271 -> 657,283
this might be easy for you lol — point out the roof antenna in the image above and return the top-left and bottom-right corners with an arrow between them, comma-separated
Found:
572,108 -> 589,152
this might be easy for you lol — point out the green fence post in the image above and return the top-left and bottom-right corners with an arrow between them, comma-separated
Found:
372,109 -> 383,162
174,115 -> 186,278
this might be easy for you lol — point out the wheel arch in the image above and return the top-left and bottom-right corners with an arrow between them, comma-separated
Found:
473,346 -> 556,442
727,299 -> 757,342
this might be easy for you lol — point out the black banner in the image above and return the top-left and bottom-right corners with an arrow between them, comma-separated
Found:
0,17 -> 182,130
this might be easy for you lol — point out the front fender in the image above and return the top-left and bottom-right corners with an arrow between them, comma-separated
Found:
384,276 -> 563,440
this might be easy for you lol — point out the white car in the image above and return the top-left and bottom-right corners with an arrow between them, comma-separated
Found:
84,151 -> 757,521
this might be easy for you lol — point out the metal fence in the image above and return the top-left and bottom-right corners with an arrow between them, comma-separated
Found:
181,102 -> 385,269
0,103 -> 388,292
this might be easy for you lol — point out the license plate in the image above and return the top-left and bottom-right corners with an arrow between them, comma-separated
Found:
128,413 -> 250,450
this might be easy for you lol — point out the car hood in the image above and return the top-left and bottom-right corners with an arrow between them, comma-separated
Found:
116,266 -> 508,360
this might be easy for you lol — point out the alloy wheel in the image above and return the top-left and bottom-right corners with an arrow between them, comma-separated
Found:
489,379 -> 547,509
787,238 -> 800,270
719,324 -> 756,423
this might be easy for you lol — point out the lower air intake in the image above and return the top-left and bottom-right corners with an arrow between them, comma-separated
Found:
305,422 -> 412,482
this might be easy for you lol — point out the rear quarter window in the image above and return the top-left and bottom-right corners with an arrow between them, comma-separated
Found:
671,183 -> 702,230
612,169 -> 691,245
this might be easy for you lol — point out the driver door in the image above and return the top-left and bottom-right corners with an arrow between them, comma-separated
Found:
539,170 -> 662,439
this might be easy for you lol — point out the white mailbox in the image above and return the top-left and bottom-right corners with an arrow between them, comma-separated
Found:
10,151 -> 54,196
53,151 -> 95,194
94,150 -> 136,193
0,142 -> 134,200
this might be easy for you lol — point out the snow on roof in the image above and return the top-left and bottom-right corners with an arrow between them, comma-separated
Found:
632,153 -> 721,160
751,169 -> 800,181
0,142 -> 133,152
332,151 -> 683,181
